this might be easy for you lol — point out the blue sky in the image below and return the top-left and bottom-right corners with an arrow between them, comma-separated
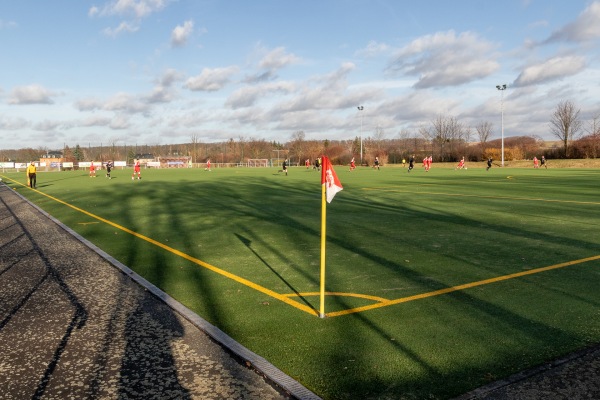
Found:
1,0 -> 599,150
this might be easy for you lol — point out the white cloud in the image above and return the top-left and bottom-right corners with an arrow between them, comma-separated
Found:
90,0 -> 169,19
158,68 -> 184,87
185,66 -> 240,91
109,114 -> 131,129
8,85 -> 55,105
545,1 -> 600,43
145,86 -> 175,103
75,98 -> 104,111
226,81 -> 295,109
75,93 -> 149,113
258,47 -> 301,70
513,55 -> 586,87
388,30 -> 499,88
103,92 -> 149,113
102,21 -> 139,37
88,6 -> 100,17
34,120 -> 62,131
355,40 -> 390,58
171,20 -> 194,47
0,115 -> 29,130
80,116 -> 112,127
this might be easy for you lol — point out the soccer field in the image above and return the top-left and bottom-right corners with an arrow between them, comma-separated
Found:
3,165 -> 600,399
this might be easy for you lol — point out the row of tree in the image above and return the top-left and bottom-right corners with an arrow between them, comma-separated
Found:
2,101 -> 598,165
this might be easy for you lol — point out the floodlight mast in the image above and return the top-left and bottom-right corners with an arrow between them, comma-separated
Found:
357,106 -> 364,165
496,84 -> 507,166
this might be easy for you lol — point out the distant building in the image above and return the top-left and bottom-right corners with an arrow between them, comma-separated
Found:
40,151 -> 64,169
159,156 -> 192,168
134,154 -> 155,166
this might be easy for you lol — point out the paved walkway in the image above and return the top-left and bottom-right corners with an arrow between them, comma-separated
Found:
0,183 -> 319,400
455,343 -> 600,399
1,182 -> 599,400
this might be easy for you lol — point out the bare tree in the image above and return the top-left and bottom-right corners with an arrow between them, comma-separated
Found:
585,114 -> 600,137
476,121 -> 493,159
289,130 -> 306,164
581,114 -> 600,158
372,125 -> 386,154
550,100 -> 582,157
190,133 -> 200,164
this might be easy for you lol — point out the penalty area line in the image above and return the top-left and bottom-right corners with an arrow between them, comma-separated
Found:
324,254 -> 600,318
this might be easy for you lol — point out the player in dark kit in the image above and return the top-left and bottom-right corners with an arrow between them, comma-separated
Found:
408,155 -> 415,172
486,157 -> 493,171
106,160 -> 113,179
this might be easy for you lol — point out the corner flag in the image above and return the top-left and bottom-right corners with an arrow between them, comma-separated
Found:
319,156 -> 343,318
321,156 -> 343,203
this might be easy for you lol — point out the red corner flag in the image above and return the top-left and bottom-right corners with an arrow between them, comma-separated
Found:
321,156 -> 343,203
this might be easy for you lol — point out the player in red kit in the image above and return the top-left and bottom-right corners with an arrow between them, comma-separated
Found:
132,160 -> 141,180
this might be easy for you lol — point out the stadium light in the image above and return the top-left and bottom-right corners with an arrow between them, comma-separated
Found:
496,84 -> 507,167
357,106 -> 364,165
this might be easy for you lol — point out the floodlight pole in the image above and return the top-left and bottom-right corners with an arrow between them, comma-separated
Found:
496,84 -> 507,167
357,106 -> 364,165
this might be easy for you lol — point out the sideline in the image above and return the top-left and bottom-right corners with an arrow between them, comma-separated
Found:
3,175 -> 599,319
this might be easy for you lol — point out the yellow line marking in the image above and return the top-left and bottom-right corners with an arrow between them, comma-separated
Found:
3,175 -> 598,319
285,292 -> 389,303
0,175 -> 318,316
325,255 -> 600,317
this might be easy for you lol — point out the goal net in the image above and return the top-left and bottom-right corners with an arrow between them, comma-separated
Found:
247,159 -> 269,167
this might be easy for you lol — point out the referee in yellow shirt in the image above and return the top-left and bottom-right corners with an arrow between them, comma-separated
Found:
26,162 -> 37,188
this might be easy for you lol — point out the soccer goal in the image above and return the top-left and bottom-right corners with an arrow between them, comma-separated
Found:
247,159 -> 269,167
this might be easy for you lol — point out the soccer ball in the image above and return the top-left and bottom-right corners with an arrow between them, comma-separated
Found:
465,167 -> 468,170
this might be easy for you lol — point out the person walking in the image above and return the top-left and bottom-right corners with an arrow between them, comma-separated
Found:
26,161 -> 37,188
374,156 -> 380,170
282,159 -> 288,176
132,160 -> 142,180
349,157 -> 356,171
541,156 -> 547,169
89,161 -> 96,178
105,160 -> 113,179
408,155 -> 415,172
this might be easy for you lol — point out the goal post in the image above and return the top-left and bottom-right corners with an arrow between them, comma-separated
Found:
247,159 -> 269,167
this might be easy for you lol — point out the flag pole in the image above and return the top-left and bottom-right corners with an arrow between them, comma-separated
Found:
319,180 -> 327,318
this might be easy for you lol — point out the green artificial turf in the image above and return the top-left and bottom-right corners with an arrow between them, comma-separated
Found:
3,165 -> 600,399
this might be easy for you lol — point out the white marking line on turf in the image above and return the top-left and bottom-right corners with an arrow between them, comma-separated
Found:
363,187 -> 600,206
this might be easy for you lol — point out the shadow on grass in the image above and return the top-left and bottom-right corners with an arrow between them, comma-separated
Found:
14,171 -> 600,400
